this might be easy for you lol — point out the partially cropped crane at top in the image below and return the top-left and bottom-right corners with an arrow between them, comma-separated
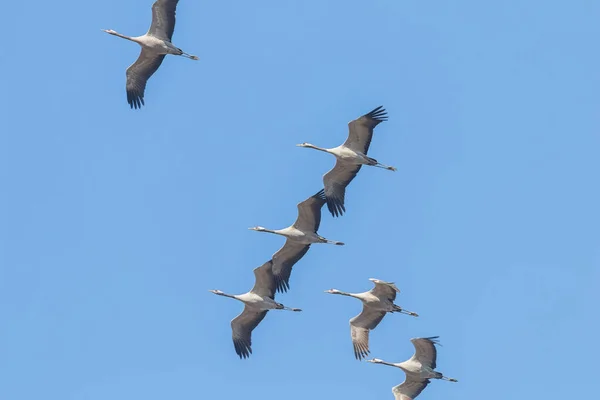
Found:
249,189 -> 344,293
367,337 -> 458,400
325,278 -> 418,360
209,261 -> 301,359
103,0 -> 198,109
297,106 -> 396,217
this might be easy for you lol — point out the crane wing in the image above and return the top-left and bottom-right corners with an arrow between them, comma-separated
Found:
147,0 -> 178,41
250,261 -> 276,299
231,306 -> 268,359
409,337 -> 439,369
323,160 -> 362,217
272,240 -> 311,293
293,189 -> 327,232
392,377 -> 431,400
343,106 -> 388,154
371,280 -> 400,302
350,306 -> 386,360
126,50 -> 165,109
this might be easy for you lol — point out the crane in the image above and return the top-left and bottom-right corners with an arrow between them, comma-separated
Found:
103,0 -> 198,109
367,337 -> 458,400
249,189 -> 344,292
296,106 -> 396,217
325,278 -> 418,360
209,261 -> 301,359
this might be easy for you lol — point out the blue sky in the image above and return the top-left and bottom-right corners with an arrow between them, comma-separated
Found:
1,0 -> 598,399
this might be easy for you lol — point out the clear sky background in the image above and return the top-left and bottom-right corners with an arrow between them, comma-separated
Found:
1,0 -> 598,399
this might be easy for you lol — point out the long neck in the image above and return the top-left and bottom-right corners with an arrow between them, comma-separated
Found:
217,292 -> 238,300
333,291 -> 359,298
378,360 -> 401,369
260,228 -> 279,235
306,144 -> 331,153
108,31 -> 138,43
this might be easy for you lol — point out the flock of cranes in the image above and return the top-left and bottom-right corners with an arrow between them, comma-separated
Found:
214,106 -> 460,399
103,1 -> 458,399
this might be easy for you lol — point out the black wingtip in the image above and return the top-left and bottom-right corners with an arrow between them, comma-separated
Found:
274,275 -> 290,293
353,344 -> 370,361
366,105 -> 388,122
234,340 -> 252,359
424,336 -> 442,345
126,91 -> 144,109
326,197 -> 345,217
275,283 -> 289,293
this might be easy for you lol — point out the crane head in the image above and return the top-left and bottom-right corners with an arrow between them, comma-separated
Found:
295,142 -> 312,148
248,226 -> 267,232
366,358 -> 383,364
208,289 -> 224,295
324,289 -> 341,294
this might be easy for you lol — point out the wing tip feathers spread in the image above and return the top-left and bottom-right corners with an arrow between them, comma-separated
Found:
126,90 -> 144,109
366,105 -> 388,122
274,275 -> 290,293
233,338 -> 252,359
423,336 -> 441,344
353,342 -> 370,360
326,196 -> 345,217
